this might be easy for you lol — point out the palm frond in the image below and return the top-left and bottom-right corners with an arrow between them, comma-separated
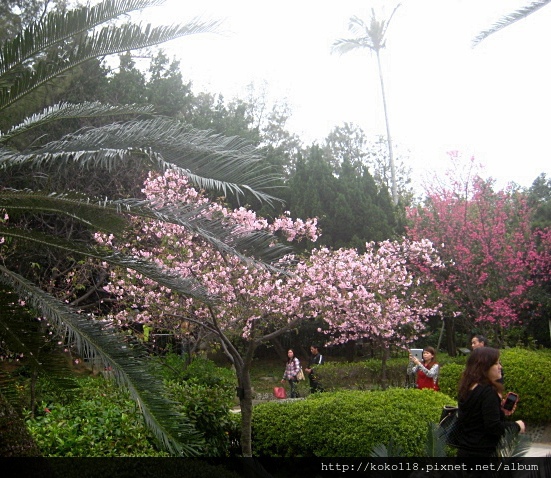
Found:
0,290 -> 80,407
332,37 -> 371,56
425,422 -> 447,457
0,1 -> 221,111
0,266 -> 205,456
0,189 -> 292,266
0,102 -> 155,144
472,0 -> 551,46
0,0 -> 166,76
2,117 -> 283,205
0,225 -> 214,303
0,189 -> 130,233
369,437 -> 405,457
497,427 -> 533,457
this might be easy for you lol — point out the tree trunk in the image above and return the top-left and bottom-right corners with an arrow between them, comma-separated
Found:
380,345 -> 389,390
236,366 -> 254,457
445,316 -> 457,356
345,339 -> 356,362
376,50 -> 397,206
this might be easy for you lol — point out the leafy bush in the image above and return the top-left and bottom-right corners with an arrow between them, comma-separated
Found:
437,363 -> 464,399
315,357 -> 412,390
252,388 -> 454,457
25,377 -> 168,456
494,348 -> 551,423
159,354 -> 240,456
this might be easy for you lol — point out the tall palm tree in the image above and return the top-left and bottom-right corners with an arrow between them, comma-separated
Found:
332,4 -> 401,205
472,0 -> 551,46
0,0 -> 288,456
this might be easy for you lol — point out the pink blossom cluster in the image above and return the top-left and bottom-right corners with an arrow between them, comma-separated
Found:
407,155 -> 550,327
97,169 -> 443,350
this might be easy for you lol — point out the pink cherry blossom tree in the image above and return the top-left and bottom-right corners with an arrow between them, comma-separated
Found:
98,170 -> 444,455
407,153 -> 548,351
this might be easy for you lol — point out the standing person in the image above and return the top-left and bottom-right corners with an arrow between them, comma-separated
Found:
471,334 -> 505,385
471,334 -> 487,350
305,345 -> 324,393
281,349 -> 301,398
409,346 -> 440,390
454,347 -> 525,457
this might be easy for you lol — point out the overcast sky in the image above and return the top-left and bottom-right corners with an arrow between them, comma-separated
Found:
142,0 -> 551,191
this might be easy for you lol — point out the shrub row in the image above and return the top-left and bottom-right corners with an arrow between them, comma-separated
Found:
252,388 -> 454,457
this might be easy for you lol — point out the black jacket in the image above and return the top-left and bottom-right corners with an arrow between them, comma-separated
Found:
454,383 -> 520,455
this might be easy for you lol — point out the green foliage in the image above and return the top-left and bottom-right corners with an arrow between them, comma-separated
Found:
437,363 -> 464,400
252,388 -> 454,457
25,376 -> 169,457
314,357 -> 413,391
157,354 -> 240,456
499,348 -> 551,423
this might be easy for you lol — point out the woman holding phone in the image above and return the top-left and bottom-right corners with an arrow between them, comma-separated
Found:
409,346 -> 440,391
454,347 -> 525,457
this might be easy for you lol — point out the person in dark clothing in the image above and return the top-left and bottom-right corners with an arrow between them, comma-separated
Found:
454,347 -> 525,457
305,345 -> 324,393
471,334 -> 506,386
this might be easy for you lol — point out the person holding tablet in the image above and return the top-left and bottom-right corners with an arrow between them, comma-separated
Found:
409,346 -> 440,391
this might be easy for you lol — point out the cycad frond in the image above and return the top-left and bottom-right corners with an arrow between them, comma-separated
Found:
0,0 -> 165,76
0,189 -> 291,268
0,225 -> 214,303
425,422 -> 447,457
472,0 -> 550,46
497,427 -> 533,457
3,117 -> 282,205
0,266 -> 204,456
1,102 -> 155,144
0,0 -> 220,111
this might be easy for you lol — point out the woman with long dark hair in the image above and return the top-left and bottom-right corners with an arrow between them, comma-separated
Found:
454,347 -> 525,457
281,349 -> 301,398
410,346 -> 440,390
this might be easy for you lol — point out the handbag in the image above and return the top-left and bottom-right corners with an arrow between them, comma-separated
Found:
438,405 -> 459,446
273,386 -> 286,399
296,367 -> 305,381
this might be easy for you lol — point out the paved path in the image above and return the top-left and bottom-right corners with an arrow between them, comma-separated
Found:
527,443 -> 551,457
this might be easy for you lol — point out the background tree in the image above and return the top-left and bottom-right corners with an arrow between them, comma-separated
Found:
332,4 -> 401,205
406,154 -> 549,352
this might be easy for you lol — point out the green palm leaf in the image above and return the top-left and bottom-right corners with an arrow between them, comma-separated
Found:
0,0 -> 220,111
0,224 -> 213,303
472,0 -> 551,46
1,102 -> 155,144
0,266 -> 204,456
3,117 -> 282,204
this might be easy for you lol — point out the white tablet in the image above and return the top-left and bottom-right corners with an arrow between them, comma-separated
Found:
409,348 -> 423,361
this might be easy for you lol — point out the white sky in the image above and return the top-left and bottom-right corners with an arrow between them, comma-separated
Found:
142,0 -> 551,191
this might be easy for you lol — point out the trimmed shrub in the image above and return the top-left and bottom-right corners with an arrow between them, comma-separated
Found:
496,348 -> 551,423
252,388 -> 455,457
317,357 -> 412,390
438,363 -> 464,399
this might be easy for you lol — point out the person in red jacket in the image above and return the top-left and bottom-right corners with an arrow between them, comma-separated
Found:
409,346 -> 440,390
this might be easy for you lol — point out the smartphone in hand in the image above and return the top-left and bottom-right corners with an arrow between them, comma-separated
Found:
502,392 -> 519,411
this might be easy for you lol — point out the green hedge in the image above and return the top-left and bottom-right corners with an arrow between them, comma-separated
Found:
315,357 -> 413,390
252,388 -> 455,457
438,347 -> 551,423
